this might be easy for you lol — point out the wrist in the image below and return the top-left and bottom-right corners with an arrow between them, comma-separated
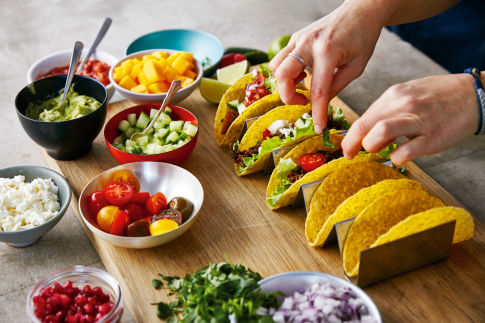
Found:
342,0 -> 391,30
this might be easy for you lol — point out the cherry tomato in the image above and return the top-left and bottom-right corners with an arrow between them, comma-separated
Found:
219,53 -> 246,68
168,197 -> 194,221
131,192 -> 150,206
126,220 -> 151,237
299,153 -> 327,173
111,170 -> 140,193
145,192 -> 167,215
152,209 -> 182,225
110,210 -> 130,236
262,129 -> 272,141
104,182 -> 134,206
149,219 -> 179,236
122,203 -> 145,222
97,206 -> 119,232
87,191 -> 109,217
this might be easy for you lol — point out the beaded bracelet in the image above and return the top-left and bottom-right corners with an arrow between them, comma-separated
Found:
464,67 -> 485,135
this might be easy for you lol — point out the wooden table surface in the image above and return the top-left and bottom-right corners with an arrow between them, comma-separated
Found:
42,90 -> 485,323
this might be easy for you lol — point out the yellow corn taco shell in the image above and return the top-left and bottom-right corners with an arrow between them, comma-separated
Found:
342,189 -> 446,277
266,135 -> 385,210
234,104 -> 316,176
214,72 -> 309,146
317,179 -> 426,245
305,161 -> 404,247
371,206 -> 474,247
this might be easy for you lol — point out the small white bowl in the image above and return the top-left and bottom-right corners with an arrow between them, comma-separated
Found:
27,49 -> 117,101
259,271 -> 382,322
78,162 -> 204,248
108,49 -> 203,105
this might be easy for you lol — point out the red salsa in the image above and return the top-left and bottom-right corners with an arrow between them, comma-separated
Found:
243,73 -> 271,107
38,59 -> 111,86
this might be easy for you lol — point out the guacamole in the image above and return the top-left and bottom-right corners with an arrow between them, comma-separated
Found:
26,85 -> 101,122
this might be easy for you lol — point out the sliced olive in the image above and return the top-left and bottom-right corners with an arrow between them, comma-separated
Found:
126,219 -> 151,237
168,197 -> 194,221
152,209 -> 182,225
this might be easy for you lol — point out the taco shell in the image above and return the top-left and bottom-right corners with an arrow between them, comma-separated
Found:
305,161 -> 404,247
214,72 -> 309,146
342,189 -> 446,277
266,135 -> 385,210
235,104 -> 316,176
317,179 -> 426,244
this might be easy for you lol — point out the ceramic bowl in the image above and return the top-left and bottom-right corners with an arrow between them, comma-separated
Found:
104,104 -> 198,165
109,49 -> 203,105
15,74 -> 107,160
27,49 -> 117,102
0,166 -> 72,247
126,29 -> 223,76
78,162 -> 204,248
259,271 -> 382,322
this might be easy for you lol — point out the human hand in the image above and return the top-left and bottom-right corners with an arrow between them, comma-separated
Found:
268,1 -> 387,133
341,74 -> 480,166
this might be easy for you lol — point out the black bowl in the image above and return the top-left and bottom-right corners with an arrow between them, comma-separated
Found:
15,75 -> 107,160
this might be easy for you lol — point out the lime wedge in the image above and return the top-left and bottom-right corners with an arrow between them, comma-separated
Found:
199,78 -> 231,104
216,60 -> 249,85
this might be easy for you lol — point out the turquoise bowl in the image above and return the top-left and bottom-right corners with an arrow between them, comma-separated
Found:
126,29 -> 223,77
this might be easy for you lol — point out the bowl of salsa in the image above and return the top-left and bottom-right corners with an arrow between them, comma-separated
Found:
27,49 -> 117,101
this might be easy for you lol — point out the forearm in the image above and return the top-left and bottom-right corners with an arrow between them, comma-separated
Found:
343,0 -> 461,26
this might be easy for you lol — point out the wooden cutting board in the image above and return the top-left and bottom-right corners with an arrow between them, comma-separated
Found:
41,89 -> 485,323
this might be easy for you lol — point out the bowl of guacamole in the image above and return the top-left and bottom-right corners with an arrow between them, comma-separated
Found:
15,75 -> 107,160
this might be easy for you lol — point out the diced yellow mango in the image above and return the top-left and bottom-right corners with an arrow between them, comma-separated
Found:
131,84 -> 148,93
138,72 -> 149,86
163,66 -> 179,82
171,56 -> 191,75
121,59 -> 134,69
113,66 -> 124,82
130,64 -> 143,79
142,55 -> 158,63
152,51 -> 169,59
148,82 -> 170,94
184,69 -> 197,79
167,52 -> 182,65
179,52 -> 193,63
119,75 -> 137,90
176,76 -> 194,88
132,58 -> 142,64
143,60 -> 165,83
156,58 -> 168,71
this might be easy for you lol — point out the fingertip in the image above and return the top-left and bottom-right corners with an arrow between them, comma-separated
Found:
314,124 -> 323,134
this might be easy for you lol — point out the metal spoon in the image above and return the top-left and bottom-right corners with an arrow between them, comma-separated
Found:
77,17 -> 112,72
59,41 -> 84,106
130,80 -> 182,142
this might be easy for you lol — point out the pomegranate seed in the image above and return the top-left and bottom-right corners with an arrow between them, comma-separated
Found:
74,295 -> 88,307
66,314 -> 79,323
59,294 -> 72,308
97,303 -> 113,314
83,304 -> 94,314
63,281 -> 73,289
82,285 -> 92,294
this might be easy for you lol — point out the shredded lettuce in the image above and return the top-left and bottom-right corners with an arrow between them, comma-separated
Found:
295,118 -> 316,138
361,143 -> 396,160
267,179 -> 293,207
261,64 -> 278,93
331,106 -> 351,129
260,64 -> 272,78
322,128 -> 333,148
267,159 -> 298,206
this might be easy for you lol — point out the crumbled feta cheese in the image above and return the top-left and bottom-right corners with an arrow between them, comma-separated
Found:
302,113 -> 312,120
279,127 -> 295,138
0,176 -> 60,232
269,120 -> 289,135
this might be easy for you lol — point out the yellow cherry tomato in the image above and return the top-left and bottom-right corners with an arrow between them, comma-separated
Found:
149,219 -> 179,236
111,170 -> 140,193
97,205 -> 119,232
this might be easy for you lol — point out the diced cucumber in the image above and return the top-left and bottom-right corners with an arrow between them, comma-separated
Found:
227,100 -> 239,110
113,135 -> 124,146
115,143 -> 125,151
179,132 -> 188,141
136,135 -> 149,147
237,102 -> 247,115
183,123 -> 198,137
144,143 -> 158,155
158,113 -> 171,127
153,120 -> 163,129
136,111 -> 150,129
156,128 -> 169,139
124,127 -> 136,138
177,139 -> 189,148
127,113 -> 137,126
125,139 -> 136,148
150,109 -> 159,119
164,107 -> 172,115
166,131 -> 180,143
169,120 -> 184,132
130,146 -> 143,154
147,127 -> 154,136
117,120 -> 130,133
295,117 -> 306,129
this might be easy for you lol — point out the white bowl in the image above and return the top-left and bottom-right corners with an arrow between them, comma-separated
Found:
27,49 -> 117,101
259,271 -> 382,322
108,49 -> 203,105
78,162 -> 204,248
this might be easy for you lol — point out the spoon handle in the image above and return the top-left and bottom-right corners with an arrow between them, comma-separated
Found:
78,17 -> 112,72
60,41 -> 84,105
146,80 -> 182,131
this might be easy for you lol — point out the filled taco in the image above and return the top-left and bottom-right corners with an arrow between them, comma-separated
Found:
231,104 -> 350,176
266,134 -> 385,209
214,64 -> 308,147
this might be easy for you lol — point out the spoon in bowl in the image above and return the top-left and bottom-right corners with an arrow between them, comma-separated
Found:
130,80 -> 182,142
59,41 -> 84,106
77,17 -> 112,73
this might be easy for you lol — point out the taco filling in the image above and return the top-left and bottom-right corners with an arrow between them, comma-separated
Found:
221,65 -> 277,134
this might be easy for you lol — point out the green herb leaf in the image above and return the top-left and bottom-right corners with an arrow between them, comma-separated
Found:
322,128 -> 334,148
154,302 -> 174,319
152,279 -> 163,289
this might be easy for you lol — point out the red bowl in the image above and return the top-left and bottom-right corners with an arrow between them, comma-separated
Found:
104,104 -> 198,165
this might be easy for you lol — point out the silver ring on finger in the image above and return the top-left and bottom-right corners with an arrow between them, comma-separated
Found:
288,52 -> 307,68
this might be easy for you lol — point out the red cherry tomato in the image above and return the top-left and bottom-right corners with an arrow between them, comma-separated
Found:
109,210 -> 130,236
122,203 -> 145,222
219,53 -> 246,68
104,182 -> 134,206
262,129 -> 272,141
145,192 -> 167,215
87,191 -> 109,217
299,153 -> 327,173
131,192 -> 150,206
111,170 -> 140,193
